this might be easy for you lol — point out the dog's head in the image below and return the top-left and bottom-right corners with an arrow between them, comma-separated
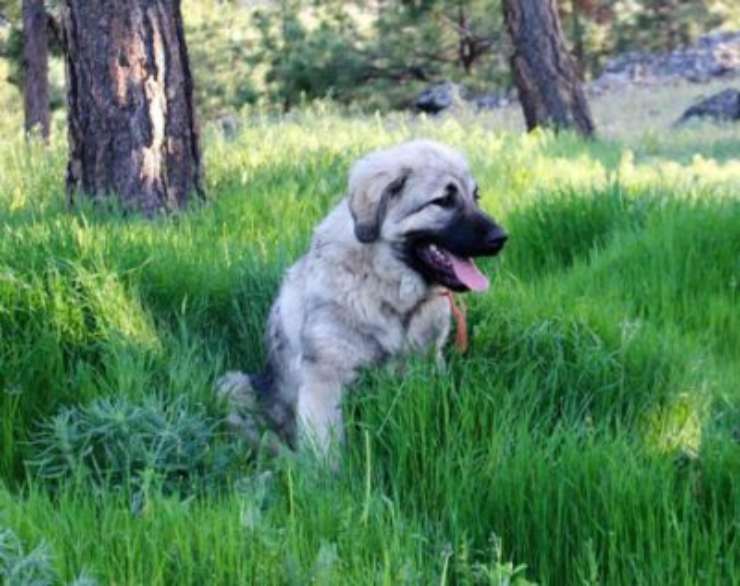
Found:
348,140 -> 507,292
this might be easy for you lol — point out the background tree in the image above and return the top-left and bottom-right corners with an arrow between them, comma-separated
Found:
251,1 -> 368,111
558,0 -> 731,76
1,1 -> 65,123
2,0 -> 739,121
372,0 -> 504,77
503,0 -> 595,135
22,0 -> 49,140
250,0 -> 508,110
62,0 -> 203,213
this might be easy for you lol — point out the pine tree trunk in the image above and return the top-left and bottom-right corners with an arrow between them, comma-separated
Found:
62,0 -> 203,213
503,0 -> 595,136
22,0 -> 50,141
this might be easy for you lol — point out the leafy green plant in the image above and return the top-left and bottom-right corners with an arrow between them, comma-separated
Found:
0,528 -> 97,586
29,396 -> 240,494
0,528 -> 56,586
472,534 -> 537,585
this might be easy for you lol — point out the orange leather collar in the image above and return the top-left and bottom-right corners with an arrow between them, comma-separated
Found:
440,290 -> 468,353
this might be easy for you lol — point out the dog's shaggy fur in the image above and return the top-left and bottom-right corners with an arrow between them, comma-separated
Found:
217,140 -> 506,461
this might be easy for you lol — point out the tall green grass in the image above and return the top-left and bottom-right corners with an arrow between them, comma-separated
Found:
1,110 -> 738,584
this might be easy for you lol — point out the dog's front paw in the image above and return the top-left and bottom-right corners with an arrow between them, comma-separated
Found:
435,350 -> 447,373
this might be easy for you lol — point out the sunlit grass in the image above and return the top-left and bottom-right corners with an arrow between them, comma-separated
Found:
1,102 -> 738,584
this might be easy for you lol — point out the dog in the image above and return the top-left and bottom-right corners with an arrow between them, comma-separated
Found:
217,140 -> 507,462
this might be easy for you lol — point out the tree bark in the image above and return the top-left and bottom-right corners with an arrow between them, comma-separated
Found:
503,0 -> 595,136
62,0 -> 203,213
22,0 -> 50,141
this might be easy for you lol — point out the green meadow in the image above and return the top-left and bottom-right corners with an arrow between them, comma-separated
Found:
0,102 -> 738,584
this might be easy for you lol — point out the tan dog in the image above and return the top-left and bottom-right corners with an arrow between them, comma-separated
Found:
217,140 -> 507,463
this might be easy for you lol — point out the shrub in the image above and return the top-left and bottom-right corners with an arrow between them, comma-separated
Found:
28,396 -> 241,494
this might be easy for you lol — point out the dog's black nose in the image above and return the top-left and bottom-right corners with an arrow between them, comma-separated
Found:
486,231 -> 508,253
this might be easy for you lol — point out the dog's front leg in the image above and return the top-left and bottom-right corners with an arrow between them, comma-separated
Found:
405,294 -> 451,370
295,365 -> 345,467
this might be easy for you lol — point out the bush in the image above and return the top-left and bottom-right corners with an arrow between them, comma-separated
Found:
29,396 -> 240,494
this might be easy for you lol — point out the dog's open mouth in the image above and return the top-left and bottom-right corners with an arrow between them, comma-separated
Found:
415,243 -> 490,292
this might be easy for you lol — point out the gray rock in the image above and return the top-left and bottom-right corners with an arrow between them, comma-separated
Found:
590,30 -> 740,92
676,88 -> 740,124
415,81 -> 465,114
414,82 -> 516,113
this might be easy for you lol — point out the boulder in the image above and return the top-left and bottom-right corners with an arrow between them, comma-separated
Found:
414,81 -> 465,114
589,30 -> 740,93
676,88 -> 740,124
414,82 -> 516,113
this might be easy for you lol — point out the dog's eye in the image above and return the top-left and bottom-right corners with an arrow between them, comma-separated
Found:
432,184 -> 457,208
473,186 -> 481,201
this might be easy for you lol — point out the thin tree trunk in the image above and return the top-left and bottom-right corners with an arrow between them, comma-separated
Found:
503,0 -> 595,136
570,2 -> 585,76
22,0 -> 50,141
458,7 -> 472,74
62,0 -> 203,213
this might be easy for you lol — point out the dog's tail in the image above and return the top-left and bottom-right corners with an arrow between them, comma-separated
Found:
216,370 -> 259,409
215,370 -> 289,456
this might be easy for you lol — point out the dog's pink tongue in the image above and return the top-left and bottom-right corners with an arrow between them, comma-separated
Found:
449,254 -> 489,291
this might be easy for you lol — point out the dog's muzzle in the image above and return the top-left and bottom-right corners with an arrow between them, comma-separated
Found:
407,211 -> 508,292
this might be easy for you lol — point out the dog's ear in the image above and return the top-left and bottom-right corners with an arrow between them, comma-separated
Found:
349,169 -> 410,243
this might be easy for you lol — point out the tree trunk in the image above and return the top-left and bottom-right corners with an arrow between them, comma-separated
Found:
503,0 -> 595,136
62,0 -> 203,213
22,0 -> 50,141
